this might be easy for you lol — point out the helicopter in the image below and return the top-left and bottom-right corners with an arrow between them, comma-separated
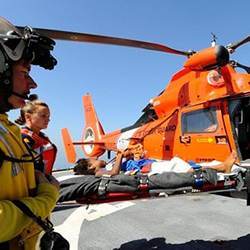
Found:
17,24 -> 250,164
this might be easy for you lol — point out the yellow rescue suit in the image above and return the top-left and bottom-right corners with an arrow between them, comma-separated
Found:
0,114 -> 59,250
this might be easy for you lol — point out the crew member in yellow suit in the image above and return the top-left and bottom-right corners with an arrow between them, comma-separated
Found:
0,17 -> 59,249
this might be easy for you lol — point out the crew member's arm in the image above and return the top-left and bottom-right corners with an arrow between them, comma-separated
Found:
95,149 -> 130,177
0,172 -> 59,242
108,151 -> 124,176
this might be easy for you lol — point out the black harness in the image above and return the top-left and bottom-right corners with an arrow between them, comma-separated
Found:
0,146 -> 40,249
0,147 -> 34,167
0,149 -> 32,249
0,242 -> 10,250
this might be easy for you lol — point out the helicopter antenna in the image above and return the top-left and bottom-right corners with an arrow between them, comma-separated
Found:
211,33 -> 217,47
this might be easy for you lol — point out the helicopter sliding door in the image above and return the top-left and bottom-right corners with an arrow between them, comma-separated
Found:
175,103 -> 232,163
228,97 -> 250,160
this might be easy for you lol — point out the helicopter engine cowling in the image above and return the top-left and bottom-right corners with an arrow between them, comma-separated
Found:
184,45 -> 229,71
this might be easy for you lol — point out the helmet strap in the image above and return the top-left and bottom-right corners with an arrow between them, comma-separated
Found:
0,48 -> 18,112
11,91 -> 29,100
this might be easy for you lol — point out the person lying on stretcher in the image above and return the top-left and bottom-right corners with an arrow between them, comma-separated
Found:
73,143 -> 238,177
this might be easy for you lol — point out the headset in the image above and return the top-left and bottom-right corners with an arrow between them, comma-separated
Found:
0,17 -> 57,111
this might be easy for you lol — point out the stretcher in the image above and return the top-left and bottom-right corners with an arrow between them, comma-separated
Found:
57,165 -> 250,205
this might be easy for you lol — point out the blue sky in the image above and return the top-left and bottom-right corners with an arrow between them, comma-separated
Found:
3,0 -> 250,169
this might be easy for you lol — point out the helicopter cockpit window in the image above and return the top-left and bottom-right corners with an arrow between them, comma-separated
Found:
182,107 -> 218,133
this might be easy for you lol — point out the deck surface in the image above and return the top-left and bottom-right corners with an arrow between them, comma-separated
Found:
52,171 -> 250,250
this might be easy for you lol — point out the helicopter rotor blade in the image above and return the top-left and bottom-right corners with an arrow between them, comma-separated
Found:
17,26 -> 191,56
227,35 -> 250,52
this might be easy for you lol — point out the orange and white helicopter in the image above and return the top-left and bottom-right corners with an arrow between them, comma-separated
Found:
27,27 -> 250,165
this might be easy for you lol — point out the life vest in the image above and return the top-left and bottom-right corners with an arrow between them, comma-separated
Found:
21,127 -> 57,175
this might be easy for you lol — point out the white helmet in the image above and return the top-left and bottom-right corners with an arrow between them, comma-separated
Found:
0,17 -> 26,62
0,17 -> 57,112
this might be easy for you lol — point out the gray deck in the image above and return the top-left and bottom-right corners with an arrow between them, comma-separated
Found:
51,178 -> 250,250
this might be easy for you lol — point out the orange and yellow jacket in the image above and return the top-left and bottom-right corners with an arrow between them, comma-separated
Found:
0,114 -> 59,250
21,127 -> 57,175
